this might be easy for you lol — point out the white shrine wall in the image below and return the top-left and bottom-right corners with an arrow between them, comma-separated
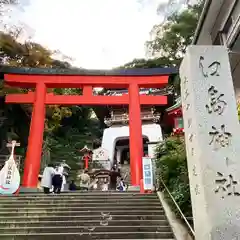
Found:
101,123 -> 163,168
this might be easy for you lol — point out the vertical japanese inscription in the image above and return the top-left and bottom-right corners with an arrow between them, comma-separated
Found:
193,165 -> 197,176
195,184 -> 200,195
182,75 -> 195,160
182,76 -> 190,111
187,118 -> 192,128
192,165 -> 200,195
5,164 -> 13,185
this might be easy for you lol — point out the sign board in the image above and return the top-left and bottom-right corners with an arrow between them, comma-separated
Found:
92,147 -> 109,161
0,141 -> 20,194
142,157 -> 154,190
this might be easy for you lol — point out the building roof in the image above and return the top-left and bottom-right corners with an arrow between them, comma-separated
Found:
105,87 -> 173,96
0,65 -> 178,77
192,0 -> 229,45
166,97 -> 182,112
192,0 -> 212,44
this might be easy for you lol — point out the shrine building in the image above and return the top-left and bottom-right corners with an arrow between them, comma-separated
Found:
193,0 -> 240,100
165,97 -> 184,135
101,88 -> 171,167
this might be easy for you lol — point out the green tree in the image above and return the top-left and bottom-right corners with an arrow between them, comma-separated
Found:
0,31 -> 77,155
147,2 -> 203,64
45,107 -> 103,177
121,2 -> 203,96
155,136 -> 192,217
0,31 -> 104,175
0,31 -> 74,128
238,102 -> 240,120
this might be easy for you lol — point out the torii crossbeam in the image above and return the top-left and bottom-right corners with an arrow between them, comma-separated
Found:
3,67 -> 177,189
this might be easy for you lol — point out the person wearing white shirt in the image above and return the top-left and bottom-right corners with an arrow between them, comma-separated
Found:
41,164 -> 55,194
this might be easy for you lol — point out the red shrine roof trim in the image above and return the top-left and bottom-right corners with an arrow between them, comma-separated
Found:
0,66 -> 178,77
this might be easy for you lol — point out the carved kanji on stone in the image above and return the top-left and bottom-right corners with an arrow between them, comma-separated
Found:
195,184 -> 200,195
215,172 -> 240,198
193,165 -> 197,176
187,118 -> 192,128
206,86 -> 227,115
199,56 -> 221,78
209,125 -> 232,149
184,88 -> 190,100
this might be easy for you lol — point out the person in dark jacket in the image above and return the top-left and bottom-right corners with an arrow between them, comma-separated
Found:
52,166 -> 63,194
109,167 -> 121,190
69,180 -> 77,191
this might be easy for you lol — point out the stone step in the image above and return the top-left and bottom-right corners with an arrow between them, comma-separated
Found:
0,225 -> 173,234
17,191 -> 149,195
0,202 -> 162,208
0,209 -> 165,216
0,192 -> 174,239
0,232 -> 174,239
0,219 -> 170,227
2,192 -> 157,197
0,194 -> 159,202
0,214 -> 167,221
0,206 -> 163,212
0,195 -> 158,200
0,198 -> 159,203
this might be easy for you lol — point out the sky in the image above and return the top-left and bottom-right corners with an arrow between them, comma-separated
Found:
7,0 -> 169,69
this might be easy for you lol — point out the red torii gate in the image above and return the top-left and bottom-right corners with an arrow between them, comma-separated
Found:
3,67 -> 172,189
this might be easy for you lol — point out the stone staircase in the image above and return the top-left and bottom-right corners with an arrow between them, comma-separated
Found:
0,192 -> 175,240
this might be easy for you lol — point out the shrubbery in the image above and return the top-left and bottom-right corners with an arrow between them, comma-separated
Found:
155,136 -> 192,217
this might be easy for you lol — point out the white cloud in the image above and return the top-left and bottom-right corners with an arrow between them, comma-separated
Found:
16,0 -> 165,69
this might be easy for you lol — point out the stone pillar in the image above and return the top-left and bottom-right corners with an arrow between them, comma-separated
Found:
180,46 -> 240,239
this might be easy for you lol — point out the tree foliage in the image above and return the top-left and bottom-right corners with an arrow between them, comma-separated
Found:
122,2 -> 203,96
0,25 -> 102,169
155,136 -> 192,217
238,102 -> 240,120
0,31 -> 75,130
46,107 -> 103,177
147,3 -> 203,64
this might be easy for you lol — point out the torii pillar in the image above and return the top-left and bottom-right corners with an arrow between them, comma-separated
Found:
129,83 -> 143,185
22,83 -> 46,187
